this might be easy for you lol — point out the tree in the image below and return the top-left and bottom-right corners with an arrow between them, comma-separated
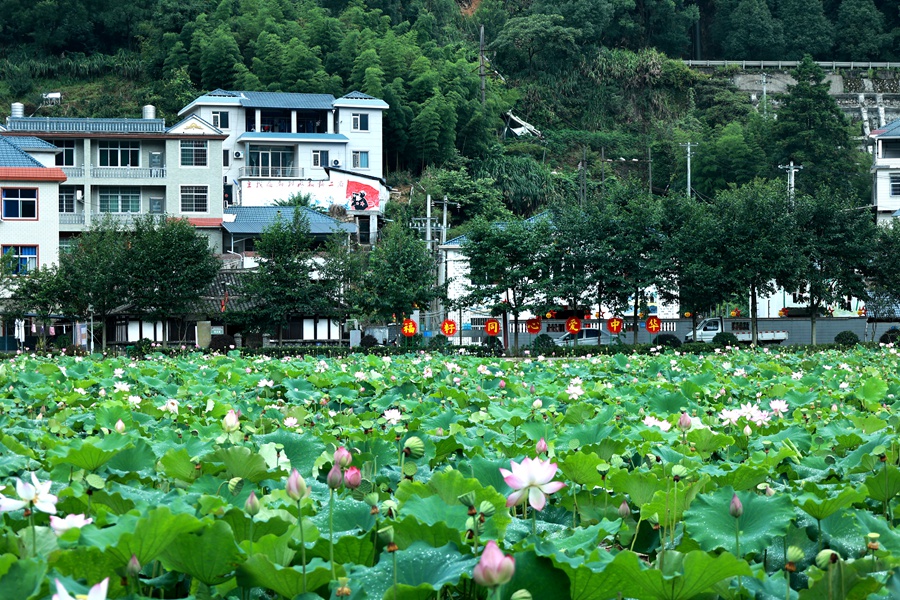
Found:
778,0 -> 834,59
719,0 -> 784,59
358,223 -> 443,324
462,217 -> 551,350
835,0 -> 890,60
710,180 -> 799,344
789,188 -> 876,344
58,218 -> 130,350
8,265 -> 66,351
865,223 -> 900,337
125,216 -> 220,345
243,210 -> 335,342
319,234 -> 368,326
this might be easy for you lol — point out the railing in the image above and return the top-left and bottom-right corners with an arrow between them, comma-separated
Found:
90,167 -> 167,178
94,213 -> 166,226
61,167 -> 84,178
59,213 -> 85,224
683,60 -> 900,70
238,166 -> 305,178
5,117 -> 167,134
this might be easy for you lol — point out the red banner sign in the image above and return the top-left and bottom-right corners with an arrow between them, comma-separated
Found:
565,317 -> 582,335
526,318 -> 541,334
645,316 -> 662,334
401,319 -> 417,337
606,317 -> 623,334
440,319 -> 457,336
484,319 -> 501,337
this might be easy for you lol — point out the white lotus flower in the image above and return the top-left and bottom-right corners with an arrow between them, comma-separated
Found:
0,472 -> 58,514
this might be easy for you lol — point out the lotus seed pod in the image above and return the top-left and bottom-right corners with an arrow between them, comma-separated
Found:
466,516 -> 478,533
378,526 -> 394,544
786,546 -> 804,563
610,455 -> 625,469
815,549 -> 840,569
671,465 -> 688,479
510,590 -> 533,600
458,492 -> 477,508
404,436 -> 425,459
364,492 -> 380,507
478,500 -> 496,518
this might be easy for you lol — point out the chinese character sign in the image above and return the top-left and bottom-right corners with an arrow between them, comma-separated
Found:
440,319 -> 457,336
526,318 -> 541,334
606,317 -> 623,334
401,319 -> 417,337
645,316 -> 662,334
484,319 -> 500,337
565,317 -> 582,334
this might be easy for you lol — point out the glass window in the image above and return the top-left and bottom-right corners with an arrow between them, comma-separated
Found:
248,145 -> 295,177
212,111 -> 229,129
59,186 -> 76,213
2,246 -> 37,274
99,141 -> 140,167
181,186 -> 208,212
180,140 -> 208,167
352,113 -> 369,131
2,188 -> 37,219
313,150 -> 329,168
223,149 -> 230,167
99,187 -> 141,213
352,151 -> 369,169
52,140 -> 75,166
891,174 -> 900,197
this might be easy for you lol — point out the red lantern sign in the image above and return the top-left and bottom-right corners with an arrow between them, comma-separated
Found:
485,319 -> 501,337
401,319 -> 417,337
440,319 -> 457,336
526,318 -> 542,334
645,316 -> 662,334
565,317 -> 582,335
606,317 -> 624,334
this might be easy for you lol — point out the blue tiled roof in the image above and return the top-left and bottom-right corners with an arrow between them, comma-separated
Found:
3,136 -> 58,150
0,137 -> 46,167
872,119 -> 900,138
224,206 -> 356,235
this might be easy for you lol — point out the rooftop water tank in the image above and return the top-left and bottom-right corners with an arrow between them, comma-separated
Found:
142,105 -> 156,119
11,103 -> 24,118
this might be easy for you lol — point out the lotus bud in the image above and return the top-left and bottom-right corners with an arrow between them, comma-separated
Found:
729,494 -> 743,518
126,554 -> 141,577
222,409 -> 241,432
511,590 -> 533,600
499,380 -> 506,389
344,466 -> 362,489
786,546 -> 805,563
478,500 -> 496,518
334,446 -> 353,468
285,469 -> 307,501
815,549 -> 840,569
677,412 -> 691,432
115,419 -> 126,434
536,438 -> 548,455
326,464 -> 343,489
458,492 -> 477,508
403,436 -> 425,459
473,540 -> 515,588
244,491 -> 261,516
743,424 -> 752,436
618,500 -> 631,518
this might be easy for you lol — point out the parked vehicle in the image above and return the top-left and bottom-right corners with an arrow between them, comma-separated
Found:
684,317 -> 788,344
555,328 -> 626,347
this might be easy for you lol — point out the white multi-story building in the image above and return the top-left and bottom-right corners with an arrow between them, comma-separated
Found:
869,119 -> 900,223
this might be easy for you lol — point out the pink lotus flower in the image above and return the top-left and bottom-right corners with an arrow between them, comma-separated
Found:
769,399 -> 789,417
0,472 -> 58,514
222,409 -> 241,432
334,446 -> 353,468
49,513 -> 92,535
326,464 -> 343,489
536,438 -> 548,455
473,540 -> 515,588
53,577 -> 108,600
500,457 -> 566,511
344,466 -> 362,489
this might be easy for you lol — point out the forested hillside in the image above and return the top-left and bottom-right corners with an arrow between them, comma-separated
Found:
0,0 -> 892,225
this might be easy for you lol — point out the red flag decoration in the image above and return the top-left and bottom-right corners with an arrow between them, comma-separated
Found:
346,181 -> 380,210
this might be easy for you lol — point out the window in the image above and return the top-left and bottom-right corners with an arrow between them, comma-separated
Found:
313,150 -> 329,168
2,188 -> 37,219
248,145 -> 295,177
180,140 -> 208,167
59,186 -> 76,213
52,140 -> 75,167
352,151 -> 369,169
181,186 -> 208,212
99,141 -> 139,167
99,187 -> 141,213
2,246 -> 37,274
223,150 -> 230,167
352,113 -> 369,131
212,111 -> 230,129
891,174 -> 900,196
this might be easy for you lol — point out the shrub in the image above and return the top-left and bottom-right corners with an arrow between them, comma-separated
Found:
482,337 -> 504,357
129,338 -> 154,358
531,333 -> 557,354
654,333 -> 682,349
209,334 -> 236,352
360,334 -> 380,348
880,328 -> 900,344
428,335 -> 450,351
397,333 -> 424,350
711,332 -> 740,346
834,330 -> 860,346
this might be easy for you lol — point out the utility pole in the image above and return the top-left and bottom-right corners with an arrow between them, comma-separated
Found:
680,142 -> 697,199
779,160 -> 803,202
581,146 -> 588,205
479,25 -> 486,107
759,72 -> 768,116
647,146 -> 653,195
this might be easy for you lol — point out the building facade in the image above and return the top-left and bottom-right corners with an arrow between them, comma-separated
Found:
869,119 -> 900,223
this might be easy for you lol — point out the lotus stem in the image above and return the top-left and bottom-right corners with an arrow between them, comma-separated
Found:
330,488 -> 336,581
297,499 -> 307,593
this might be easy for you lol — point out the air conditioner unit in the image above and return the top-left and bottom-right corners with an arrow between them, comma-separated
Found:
331,158 -> 341,167
233,151 -> 244,159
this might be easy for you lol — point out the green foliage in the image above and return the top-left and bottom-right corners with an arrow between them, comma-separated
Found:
712,332 -> 740,346
654,333 -> 682,348
834,330 -> 860,346
531,333 -> 557,353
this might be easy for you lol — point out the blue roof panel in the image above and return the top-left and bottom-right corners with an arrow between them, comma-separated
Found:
0,137 -> 46,167
224,206 -> 356,235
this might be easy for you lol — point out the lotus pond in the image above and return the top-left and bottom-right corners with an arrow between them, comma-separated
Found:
0,345 -> 899,600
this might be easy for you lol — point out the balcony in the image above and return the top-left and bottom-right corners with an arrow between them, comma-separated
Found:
90,167 -> 167,179
239,166 -> 305,178
61,167 -> 84,178
59,213 -> 85,224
